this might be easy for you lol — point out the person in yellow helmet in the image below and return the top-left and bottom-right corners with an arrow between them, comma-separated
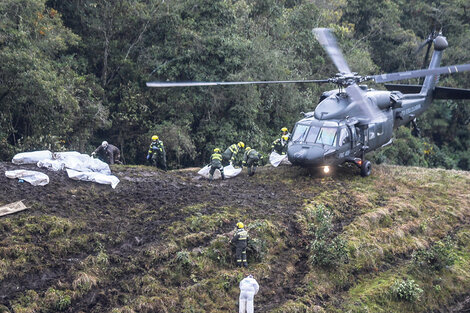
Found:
231,222 -> 249,267
271,135 -> 289,155
222,141 -> 244,167
280,127 -> 291,144
209,148 -> 225,181
147,135 -> 167,171
243,147 -> 262,176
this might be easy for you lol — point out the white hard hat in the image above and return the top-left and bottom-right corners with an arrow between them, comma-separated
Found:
101,141 -> 108,147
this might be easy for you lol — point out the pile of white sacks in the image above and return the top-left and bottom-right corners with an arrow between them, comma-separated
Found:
6,150 -> 119,188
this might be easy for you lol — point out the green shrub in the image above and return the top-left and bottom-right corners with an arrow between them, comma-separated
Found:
173,250 -> 195,272
44,288 -> 72,312
412,237 -> 456,271
310,236 -> 348,267
308,205 -> 348,268
389,279 -> 423,302
247,237 -> 268,262
204,236 -> 232,266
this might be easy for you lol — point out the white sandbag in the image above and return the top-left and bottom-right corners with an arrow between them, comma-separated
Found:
66,169 -> 119,189
269,151 -> 291,167
5,170 -> 50,186
197,164 -> 242,179
12,150 -> 53,165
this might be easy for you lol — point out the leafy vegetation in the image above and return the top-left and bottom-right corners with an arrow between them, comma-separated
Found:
389,279 -> 424,302
0,0 -> 469,169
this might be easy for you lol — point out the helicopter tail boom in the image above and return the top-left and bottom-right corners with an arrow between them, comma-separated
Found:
384,84 -> 470,100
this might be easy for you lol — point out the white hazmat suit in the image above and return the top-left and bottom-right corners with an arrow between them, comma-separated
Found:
239,275 -> 259,313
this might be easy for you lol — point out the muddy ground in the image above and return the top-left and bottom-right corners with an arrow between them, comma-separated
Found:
1,162 -> 469,312
0,161 -> 331,312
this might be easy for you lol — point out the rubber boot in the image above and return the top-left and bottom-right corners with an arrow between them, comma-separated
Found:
221,173 -> 225,180
243,262 -> 248,267
209,174 -> 213,181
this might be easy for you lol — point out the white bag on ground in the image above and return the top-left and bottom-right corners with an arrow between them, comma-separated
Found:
66,169 -> 120,189
37,151 -> 111,175
197,164 -> 242,179
12,150 -> 53,165
269,151 -> 291,167
5,170 -> 50,186
37,159 -> 66,171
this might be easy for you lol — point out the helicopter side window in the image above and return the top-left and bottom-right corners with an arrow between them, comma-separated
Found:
338,127 -> 350,146
376,123 -> 384,136
369,124 -> 376,140
291,124 -> 309,142
316,127 -> 337,146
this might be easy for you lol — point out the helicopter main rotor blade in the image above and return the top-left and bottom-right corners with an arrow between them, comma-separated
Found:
312,28 -> 352,74
146,79 -> 330,88
346,83 -> 384,121
371,63 -> 470,83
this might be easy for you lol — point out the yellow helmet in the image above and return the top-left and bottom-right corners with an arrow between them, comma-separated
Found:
238,142 -> 245,148
282,135 -> 289,141
152,135 -> 159,141
236,222 -> 244,229
214,148 -> 221,153
281,127 -> 288,132
245,147 -> 251,151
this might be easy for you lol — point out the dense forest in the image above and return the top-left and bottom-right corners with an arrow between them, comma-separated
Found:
1,0 -> 469,169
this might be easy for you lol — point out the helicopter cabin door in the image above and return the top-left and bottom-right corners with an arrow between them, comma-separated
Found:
367,122 -> 388,150
337,126 -> 353,159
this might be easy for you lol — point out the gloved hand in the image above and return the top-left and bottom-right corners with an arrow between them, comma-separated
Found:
146,154 -> 150,160
91,152 -> 96,158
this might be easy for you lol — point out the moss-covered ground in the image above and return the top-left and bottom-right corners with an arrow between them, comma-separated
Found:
0,162 -> 469,312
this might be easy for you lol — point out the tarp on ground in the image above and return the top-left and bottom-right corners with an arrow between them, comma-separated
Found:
269,151 -> 291,167
12,150 -> 53,165
10,150 -> 117,188
198,164 -> 242,179
5,170 -> 50,186
38,151 -> 111,174
66,169 -> 120,189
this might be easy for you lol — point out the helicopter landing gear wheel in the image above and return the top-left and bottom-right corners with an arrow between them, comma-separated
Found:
360,160 -> 371,177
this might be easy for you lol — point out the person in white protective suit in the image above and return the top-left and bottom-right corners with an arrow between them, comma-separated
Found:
239,274 -> 259,313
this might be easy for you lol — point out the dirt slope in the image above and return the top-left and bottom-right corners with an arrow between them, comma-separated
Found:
0,162 -> 469,312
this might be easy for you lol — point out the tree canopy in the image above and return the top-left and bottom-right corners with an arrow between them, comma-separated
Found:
1,0 -> 469,169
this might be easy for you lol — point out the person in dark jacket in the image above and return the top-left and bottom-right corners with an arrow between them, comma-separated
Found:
231,222 -> 249,267
243,147 -> 262,176
271,136 -> 288,155
222,142 -> 244,167
147,135 -> 167,171
209,148 -> 225,181
92,141 -> 121,164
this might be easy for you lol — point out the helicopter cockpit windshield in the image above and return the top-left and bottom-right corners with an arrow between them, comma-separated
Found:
291,123 -> 338,146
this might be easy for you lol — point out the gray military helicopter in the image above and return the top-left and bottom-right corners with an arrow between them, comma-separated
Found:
147,28 -> 470,176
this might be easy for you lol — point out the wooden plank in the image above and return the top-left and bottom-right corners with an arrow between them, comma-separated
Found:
0,200 -> 28,217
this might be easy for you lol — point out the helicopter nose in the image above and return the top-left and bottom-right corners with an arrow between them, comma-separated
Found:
287,144 -> 325,166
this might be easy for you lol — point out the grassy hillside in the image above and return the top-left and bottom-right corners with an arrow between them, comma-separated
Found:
0,162 -> 469,312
